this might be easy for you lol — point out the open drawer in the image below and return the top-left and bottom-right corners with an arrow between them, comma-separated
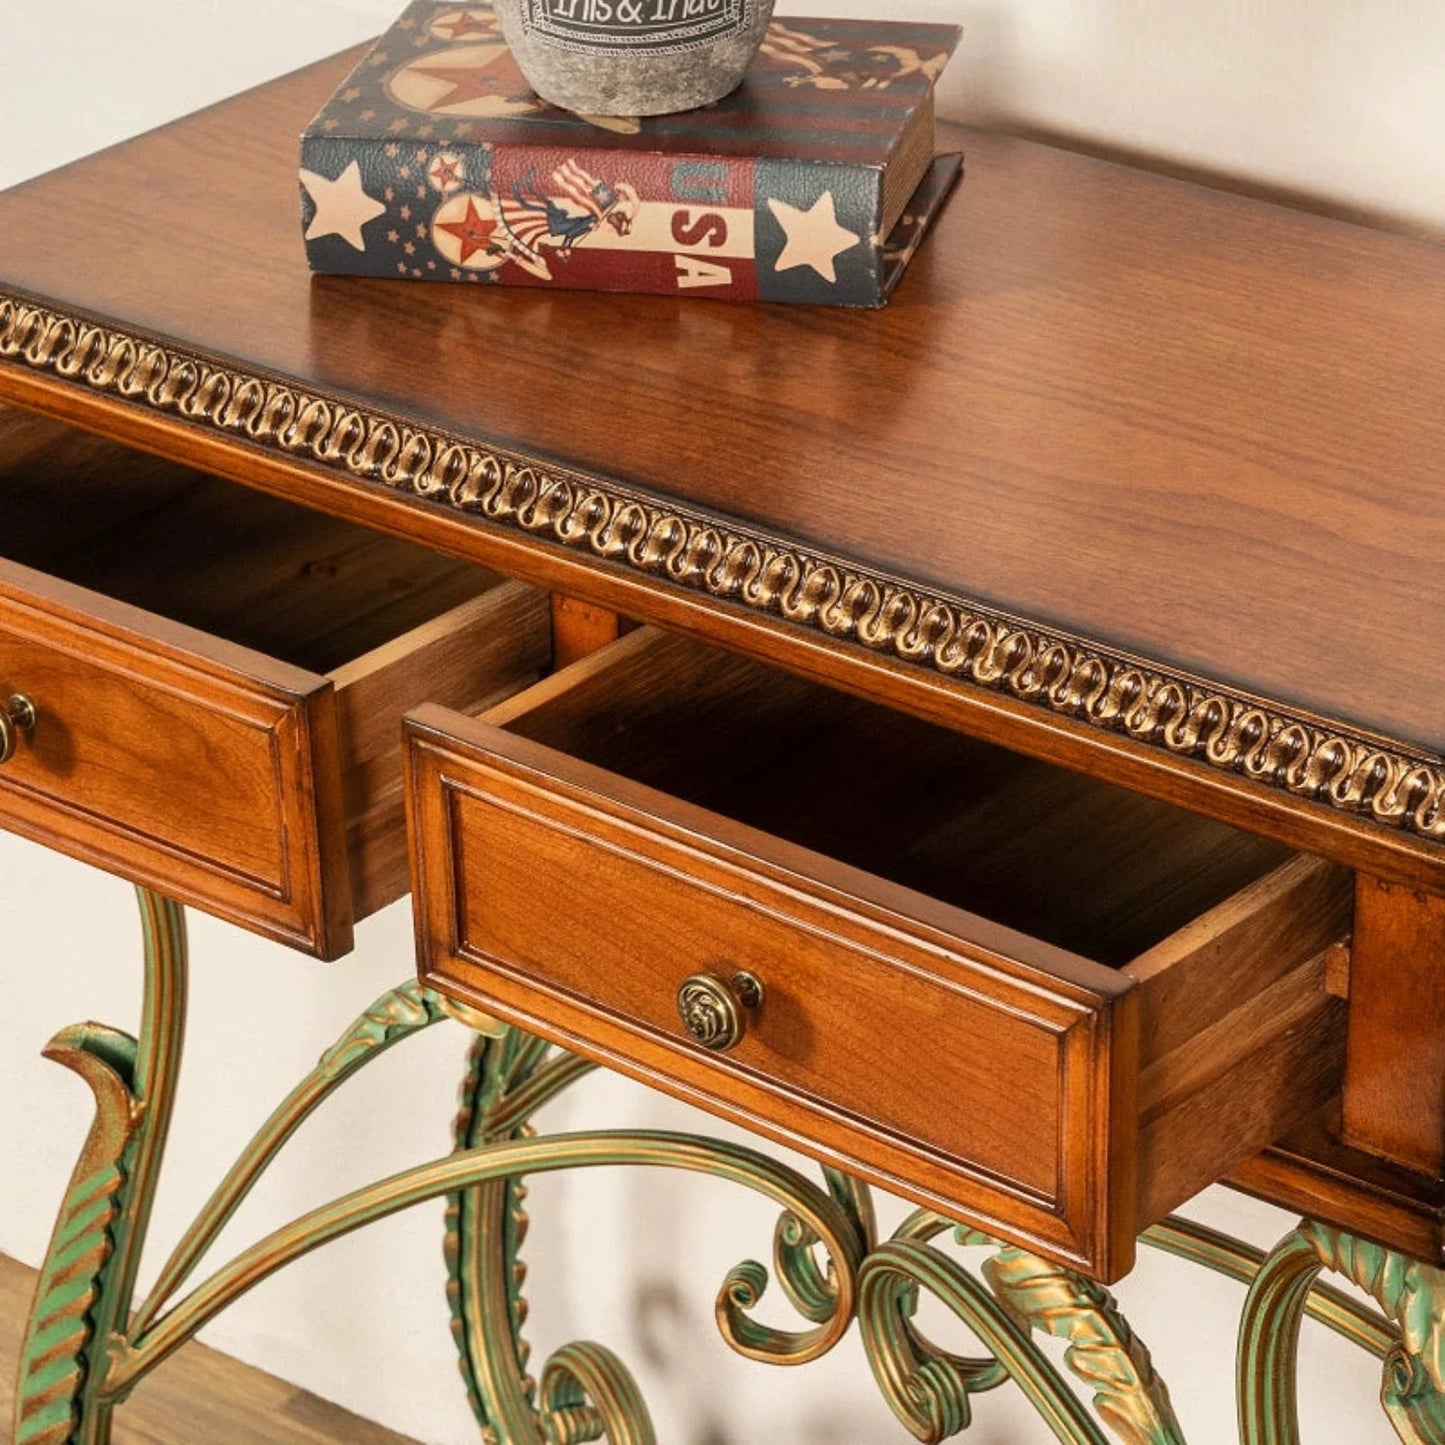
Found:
406,627 -> 1353,1280
0,408 -> 550,957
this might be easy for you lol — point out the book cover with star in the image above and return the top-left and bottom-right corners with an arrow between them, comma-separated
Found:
300,2 -> 961,306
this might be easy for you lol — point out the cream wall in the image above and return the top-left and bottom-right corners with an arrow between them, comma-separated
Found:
1,3 -> 1438,1442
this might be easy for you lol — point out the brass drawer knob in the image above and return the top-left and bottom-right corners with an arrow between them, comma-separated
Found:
0,694 -> 36,765
677,971 -> 764,1053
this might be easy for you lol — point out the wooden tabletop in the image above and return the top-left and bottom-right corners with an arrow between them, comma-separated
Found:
1,47 -> 1442,886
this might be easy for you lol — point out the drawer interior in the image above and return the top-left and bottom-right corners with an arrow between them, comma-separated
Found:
484,628 -> 1295,970
0,408 -> 552,924
0,408 -> 502,673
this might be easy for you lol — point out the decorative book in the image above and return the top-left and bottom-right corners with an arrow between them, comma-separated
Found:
300,2 -> 961,306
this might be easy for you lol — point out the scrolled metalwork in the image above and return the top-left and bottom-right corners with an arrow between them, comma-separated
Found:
442,1022 -> 871,1443
1240,1219 -> 1445,1445
886,1210 -> 1010,1396
4,286 -> 1444,843
12,889 -> 186,1445
768,1167 -> 877,1330
858,1237 -> 1111,1444
857,1210 -> 1179,1444
16,885 -> 1437,1445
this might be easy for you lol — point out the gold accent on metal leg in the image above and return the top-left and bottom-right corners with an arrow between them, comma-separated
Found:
438,993 -> 511,1037
978,1241 -> 1184,1444
1240,1220 -> 1445,1445
12,1027 -> 139,1445
863,1210 -> 1182,1444
12,889 -> 186,1445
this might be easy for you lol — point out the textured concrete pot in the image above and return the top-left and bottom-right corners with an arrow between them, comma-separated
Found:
494,0 -> 776,116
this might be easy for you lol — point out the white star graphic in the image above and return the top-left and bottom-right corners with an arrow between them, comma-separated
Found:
300,160 -> 387,251
766,191 -> 862,284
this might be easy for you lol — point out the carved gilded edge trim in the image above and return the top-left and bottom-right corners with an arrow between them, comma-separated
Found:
3,288 -> 1443,844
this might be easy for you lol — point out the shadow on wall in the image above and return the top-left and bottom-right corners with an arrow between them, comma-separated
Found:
633,1275 -> 890,1445
633,1279 -> 731,1444
991,123 -> 1445,241
916,1 -> 1443,242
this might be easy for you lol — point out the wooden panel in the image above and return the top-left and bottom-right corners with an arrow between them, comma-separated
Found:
0,407 -> 501,676
550,594 -> 634,670
331,584 -> 550,774
333,581 -> 552,919
0,560 -> 349,956
406,705 -> 1137,1278
1128,856 -> 1353,1064
1230,1107 -> 1445,1266
1131,854 -> 1353,1221
1342,877 -> 1445,1175
1138,959 -> 1344,1222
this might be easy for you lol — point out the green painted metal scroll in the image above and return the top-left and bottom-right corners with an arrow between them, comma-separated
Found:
1240,1220 -> 1445,1444
854,1209 -> 1181,1444
12,1024 -> 138,1445
11,887 -> 1438,1445
13,890 -> 184,1445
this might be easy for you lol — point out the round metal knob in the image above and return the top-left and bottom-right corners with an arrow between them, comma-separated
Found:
0,694 -> 36,765
676,971 -> 764,1053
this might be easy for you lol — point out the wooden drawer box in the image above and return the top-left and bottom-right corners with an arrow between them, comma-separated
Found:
406,628 -> 1353,1280
0,410 -> 550,958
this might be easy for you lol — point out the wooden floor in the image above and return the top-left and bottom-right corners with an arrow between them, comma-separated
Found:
0,1254 -> 418,1444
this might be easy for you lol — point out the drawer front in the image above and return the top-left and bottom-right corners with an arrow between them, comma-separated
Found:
0,563 -> 348,955
407,708 -> 1139,1277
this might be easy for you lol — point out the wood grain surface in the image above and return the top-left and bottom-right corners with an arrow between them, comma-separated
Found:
0,47 -> 1439,764
1342,878 -> 1445,1175
0,407 -> 500,674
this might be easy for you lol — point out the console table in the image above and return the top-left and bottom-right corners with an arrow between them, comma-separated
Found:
2,36 -> 1443,1445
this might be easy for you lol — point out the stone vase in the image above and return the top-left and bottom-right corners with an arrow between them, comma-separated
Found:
493,0 -> 777,117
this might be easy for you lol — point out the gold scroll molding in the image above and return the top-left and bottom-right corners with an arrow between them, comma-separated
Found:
2,290 -> 1443,845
